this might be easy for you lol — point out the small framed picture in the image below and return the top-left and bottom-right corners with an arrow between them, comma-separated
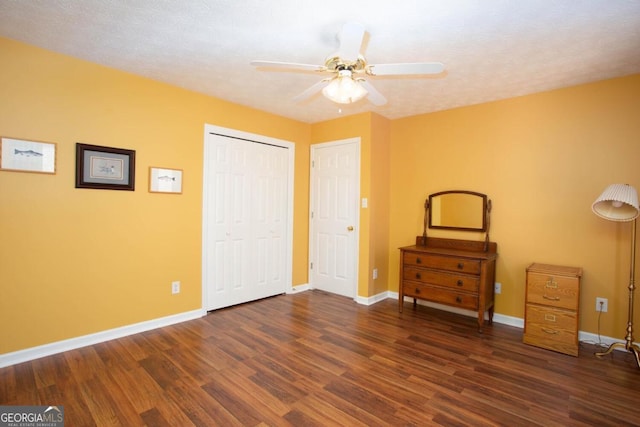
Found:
0,137 -> 56,174
149,167 -> 183,194
76,143 -> 136,190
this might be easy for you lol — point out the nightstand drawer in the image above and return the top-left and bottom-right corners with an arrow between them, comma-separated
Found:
526,272 -> 579,310
403,267 -> 479,292
525,304 -> 577,334
524,304 -> 578,356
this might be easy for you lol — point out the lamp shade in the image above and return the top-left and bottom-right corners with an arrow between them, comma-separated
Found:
592,184 -> 640,222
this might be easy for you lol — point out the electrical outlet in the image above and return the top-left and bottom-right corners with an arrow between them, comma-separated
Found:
494,282 -> 502,294
596,297 -> 607,312
172,281 -> 181,294
372,268 -> 378,280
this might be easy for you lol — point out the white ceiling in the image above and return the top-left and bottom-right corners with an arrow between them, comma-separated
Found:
1,0 -> 639,124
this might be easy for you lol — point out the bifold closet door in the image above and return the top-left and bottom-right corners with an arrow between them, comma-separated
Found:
204,133 -> 288,311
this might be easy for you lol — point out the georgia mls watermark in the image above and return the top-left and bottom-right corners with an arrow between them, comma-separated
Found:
0,406 -> 64,427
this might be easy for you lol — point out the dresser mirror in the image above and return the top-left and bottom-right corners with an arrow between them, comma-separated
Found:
428,190 -> 488,231
422,190 -> 492,250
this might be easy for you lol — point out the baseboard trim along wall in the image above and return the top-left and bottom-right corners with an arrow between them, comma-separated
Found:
1,291 -> 630,368
391,292 -> 628,352
287,284 -> 311,294
355,291 -> 390,306
0,309 -> 205,368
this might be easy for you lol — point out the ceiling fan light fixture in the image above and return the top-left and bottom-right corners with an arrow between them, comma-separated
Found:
322,70 -> 368,104
251,22 -> 444,106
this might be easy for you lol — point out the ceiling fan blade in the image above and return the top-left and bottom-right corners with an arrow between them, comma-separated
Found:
359,80 -> 387,106
250,60 -> 325,72
368,62 -> 445,76
292,79 -> 331,103
337,22 -> 365,63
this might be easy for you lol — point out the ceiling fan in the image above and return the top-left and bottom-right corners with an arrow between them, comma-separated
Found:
250,22 -> 445,106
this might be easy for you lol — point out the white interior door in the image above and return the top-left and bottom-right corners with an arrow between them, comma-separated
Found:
309,138 -> 360,298
203,126 -> 294,311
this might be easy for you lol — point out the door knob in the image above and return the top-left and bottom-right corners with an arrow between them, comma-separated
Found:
347,226 -> 354,231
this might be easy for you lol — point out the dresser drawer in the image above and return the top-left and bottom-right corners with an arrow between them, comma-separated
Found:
403,266 -> 479,292
526,272 -> 579,310
403,252 -> 481,275
403,282 -> 478,310
399,240 -> 497,333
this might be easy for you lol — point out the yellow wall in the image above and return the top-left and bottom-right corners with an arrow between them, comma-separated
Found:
0,38 -> 310,354
369,114 -> 391,296
2,35 -> 639,355
389,74 -> 640,340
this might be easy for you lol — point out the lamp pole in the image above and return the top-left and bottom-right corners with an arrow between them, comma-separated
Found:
595,218 -> 640,367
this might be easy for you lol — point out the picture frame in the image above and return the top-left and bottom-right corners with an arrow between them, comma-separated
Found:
76,143 -> 135,190
149,167 -> 183,194
0,137 -> 56,174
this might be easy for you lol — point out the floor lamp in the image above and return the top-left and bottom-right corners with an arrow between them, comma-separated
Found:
592,183 -> 640,368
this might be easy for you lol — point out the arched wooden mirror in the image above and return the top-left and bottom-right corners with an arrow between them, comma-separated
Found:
422,190 -> 492,250
429,190 -> 488,231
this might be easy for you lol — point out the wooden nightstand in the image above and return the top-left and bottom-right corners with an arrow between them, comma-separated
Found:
523,263 -> 582,356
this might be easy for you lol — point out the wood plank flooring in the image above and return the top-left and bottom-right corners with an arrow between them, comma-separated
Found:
1,290 -> 639,426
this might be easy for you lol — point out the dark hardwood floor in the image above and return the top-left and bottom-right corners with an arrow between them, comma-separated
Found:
1,290 -> 638,426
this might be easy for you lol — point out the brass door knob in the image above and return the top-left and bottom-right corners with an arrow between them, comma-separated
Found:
347,226 -> 354,231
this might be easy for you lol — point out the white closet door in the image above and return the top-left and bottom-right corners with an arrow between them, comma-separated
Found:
204,130 -> 290,311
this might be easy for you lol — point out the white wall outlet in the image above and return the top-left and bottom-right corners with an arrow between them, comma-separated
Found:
494,282 -> 502,294
373,268 -> 378,280
172,281 -> 181,294
596,297 -> 608,312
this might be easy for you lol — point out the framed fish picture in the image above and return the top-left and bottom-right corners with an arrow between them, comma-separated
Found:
76,143 -> 136,191
0,137 -> 56,174
149,167 -> 183,194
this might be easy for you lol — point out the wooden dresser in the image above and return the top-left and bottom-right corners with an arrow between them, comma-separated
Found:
399,236 -> 498,332
524,263 -> 582,356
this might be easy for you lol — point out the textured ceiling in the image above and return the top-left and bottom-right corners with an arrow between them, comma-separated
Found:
1,0 -> 639,124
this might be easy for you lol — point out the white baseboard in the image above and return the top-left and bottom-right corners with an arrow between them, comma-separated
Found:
3,292 -> 631,368
392,294 -> 632,349
492,313 -> 524,328
355,290 -> 394,305
0,309 -> 205,368
578,330 -> 629,349
287,283 -> 311,294
398,295 -> 511,324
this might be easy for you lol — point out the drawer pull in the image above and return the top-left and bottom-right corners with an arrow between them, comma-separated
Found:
455,296 -> 462,303
543,294 -> 560,301
456,280 -> 463,286
415,288 -> 421,294
457,263 -> 464,270
541,327 -> 559,335
544,314 -> 557,322
415,273 -> 422,280
416,257 -> 422,264
545,279 -> 558,289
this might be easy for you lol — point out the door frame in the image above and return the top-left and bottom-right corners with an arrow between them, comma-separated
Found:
308,137 -> 361,300
201,124 -> 295,310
